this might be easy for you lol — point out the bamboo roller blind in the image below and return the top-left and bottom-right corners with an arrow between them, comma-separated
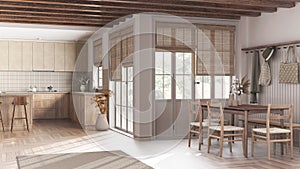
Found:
109,26 -> 134,81
93,38 -> 102,67
156,23 -> 235,75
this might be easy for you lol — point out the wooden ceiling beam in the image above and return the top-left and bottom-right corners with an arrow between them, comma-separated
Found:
0,0 -> 258,17
0,18 -> 104,27
0,13 -> 113,23
0,10 -> 123,20
185,0 -> 295,8
2,0 -> 277,13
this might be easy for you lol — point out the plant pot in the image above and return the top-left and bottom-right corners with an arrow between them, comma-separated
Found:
80,85 -> 86,92
95,114 -> 109,131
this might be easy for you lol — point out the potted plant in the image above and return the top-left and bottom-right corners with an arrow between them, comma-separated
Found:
94,89 -> 113,131
79,74 -> 90,92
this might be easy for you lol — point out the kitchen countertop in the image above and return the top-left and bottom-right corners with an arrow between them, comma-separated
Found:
0,91 -> 70,96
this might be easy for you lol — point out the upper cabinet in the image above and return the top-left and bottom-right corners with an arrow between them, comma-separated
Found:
65,43 -> 76,72
43,42 -> 55,70
0,41 -> 9,71
8,41 -> 22,71
22,42 -> 33,71
32,42 -> 44,70
54,43 -> 65,71
0,40 -> 77,72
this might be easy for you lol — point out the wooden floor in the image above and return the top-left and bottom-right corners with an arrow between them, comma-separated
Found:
1,120 -> 300,169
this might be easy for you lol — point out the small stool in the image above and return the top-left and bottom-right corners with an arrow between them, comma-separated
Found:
11,96 -> 29,132
0,102 -> 4,132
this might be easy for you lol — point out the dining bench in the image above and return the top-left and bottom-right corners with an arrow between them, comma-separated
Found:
239,118 -> 300,151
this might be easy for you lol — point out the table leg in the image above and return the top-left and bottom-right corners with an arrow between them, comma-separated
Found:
244,111 -> 248,158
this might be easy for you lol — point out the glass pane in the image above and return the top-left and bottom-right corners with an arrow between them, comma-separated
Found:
223,76 -> 230,98
155,75 -> 164,99
176,52 -> 184,74
122,82 -> 127,106
184,53 -> 192,74
116,106 -> 121,128
203,76 -> 211,99
164,52 -> 172,74
122,67 -> 126,81
128,108 -> 133,133
164,75 -> 172,99
128,82 -> 133,107
184,75 -> 192,99
155,52 -> 163,74
175,75 -> 184,99
122,107 -> 127,130
116,82 -> 121,105
128,67 -> 133,81
215,76 -> 223,99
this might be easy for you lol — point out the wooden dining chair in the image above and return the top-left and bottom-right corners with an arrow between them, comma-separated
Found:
207,102 -> 245,157
251,104 -> 293,160
187,99 -> 218,150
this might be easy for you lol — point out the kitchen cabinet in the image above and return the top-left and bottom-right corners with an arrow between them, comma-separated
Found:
9,41 -> 22,71
0,41 -> 9,71
71,93 -> 99,129
65,43 -> 76,71
32,42 -> 44,70
54,43 -> 65,71
33,42 -> 55,71
32,93 -> 70,119
43,42 -> 55,70
22,42 -> 33,71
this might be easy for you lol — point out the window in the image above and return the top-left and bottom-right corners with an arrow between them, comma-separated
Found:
155,51 -> 172,100
98,66 -> 103,88
155,22 -> 236,100
109,26 -> 134,81
175,52 -> 192,99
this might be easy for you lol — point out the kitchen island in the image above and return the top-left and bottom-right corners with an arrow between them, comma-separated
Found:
0,92 -> 33,131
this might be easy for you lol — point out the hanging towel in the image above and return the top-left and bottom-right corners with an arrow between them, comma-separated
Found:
250,50 -> 261,103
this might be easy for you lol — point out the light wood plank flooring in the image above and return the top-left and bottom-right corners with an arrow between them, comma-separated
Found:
1,120 -> 300,169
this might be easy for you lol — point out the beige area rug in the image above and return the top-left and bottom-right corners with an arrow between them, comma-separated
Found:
16,151 -> 153,169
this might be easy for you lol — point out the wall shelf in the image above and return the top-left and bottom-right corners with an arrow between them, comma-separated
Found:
241,40 -> 300,51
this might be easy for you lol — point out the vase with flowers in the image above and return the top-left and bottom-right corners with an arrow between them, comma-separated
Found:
229,75 -> 250,106
94,89 -> 113,131
79,74 -> 90,92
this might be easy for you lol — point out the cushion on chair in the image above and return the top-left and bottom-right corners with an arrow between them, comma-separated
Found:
209,125 -> 244,131
253,127 -> 291,134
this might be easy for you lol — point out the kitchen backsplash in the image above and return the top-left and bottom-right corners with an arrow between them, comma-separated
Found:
0,71 -> 72,92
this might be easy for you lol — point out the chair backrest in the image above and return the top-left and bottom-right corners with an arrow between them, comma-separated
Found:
12,96 -> 27,105
207,102 -> 224,130
266,104 -> 293,131
188,101 -> 201,123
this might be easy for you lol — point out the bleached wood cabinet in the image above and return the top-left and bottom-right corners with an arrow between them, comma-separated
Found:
0,41 -> 9,71
54,43 -> 65,71
32,93 -> 70,120
22,42 -> 33,71
71,93 -> 99,129
65,43 -> 76,72
0,40 -> 77,72
8,41 -> 22,71
43,42 -> 55,70
32,42 -> 44,70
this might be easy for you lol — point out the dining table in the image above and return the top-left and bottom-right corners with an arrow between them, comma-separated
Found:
201,104 -> 288,158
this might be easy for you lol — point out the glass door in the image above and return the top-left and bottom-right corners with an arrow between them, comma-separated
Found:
115,66 -> 133,134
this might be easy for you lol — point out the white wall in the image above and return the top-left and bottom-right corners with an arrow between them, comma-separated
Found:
238,3 -> 300,145
247,3 -> 300,47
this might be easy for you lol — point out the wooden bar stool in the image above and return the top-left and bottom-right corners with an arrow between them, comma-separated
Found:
0,101 -> 4,132
11,96 -> 29,132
